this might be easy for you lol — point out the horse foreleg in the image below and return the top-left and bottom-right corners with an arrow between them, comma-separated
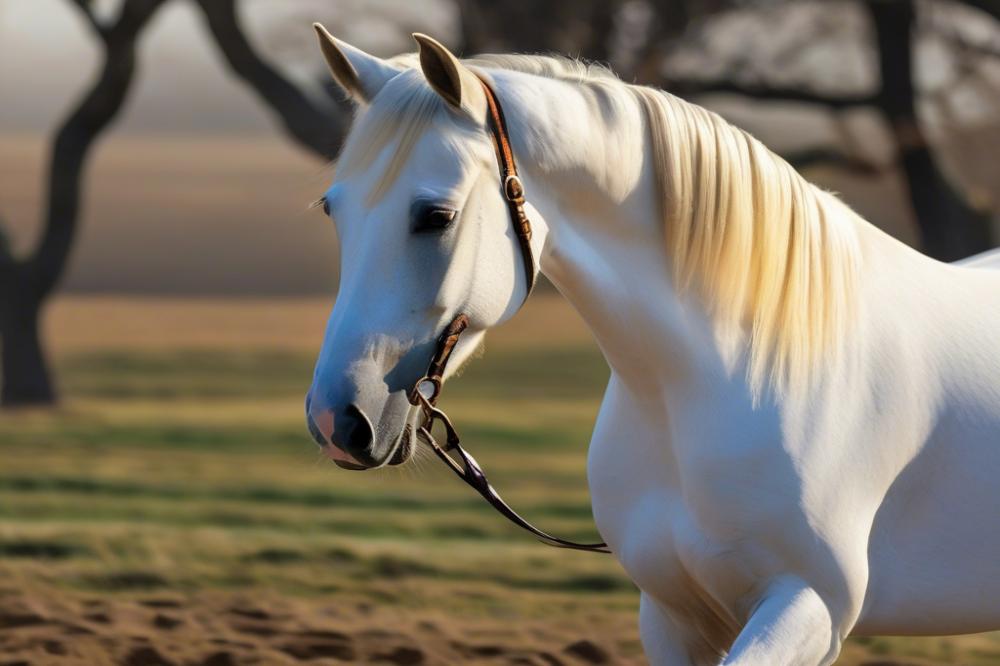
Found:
640,593 -> 724,666
722,576 -> 839,666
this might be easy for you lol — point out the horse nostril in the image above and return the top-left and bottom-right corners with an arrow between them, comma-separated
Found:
340,403 -> 374,454
307,397 -> 374,467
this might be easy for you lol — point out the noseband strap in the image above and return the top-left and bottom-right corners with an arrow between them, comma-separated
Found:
407,77 -> 609,555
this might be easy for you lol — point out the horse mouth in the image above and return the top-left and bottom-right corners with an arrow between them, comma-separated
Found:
332,459 -> 369,471
387,424 -> 414,466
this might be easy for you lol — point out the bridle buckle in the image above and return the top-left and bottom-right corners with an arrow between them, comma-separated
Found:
503,174 -> 525,202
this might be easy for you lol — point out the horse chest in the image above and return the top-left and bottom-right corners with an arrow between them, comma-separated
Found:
587,381 -> 799,632
588,453 -> 748,652
592,466 -> 757,601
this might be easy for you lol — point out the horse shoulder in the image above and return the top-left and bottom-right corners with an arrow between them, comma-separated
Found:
952,246 -> 1000,270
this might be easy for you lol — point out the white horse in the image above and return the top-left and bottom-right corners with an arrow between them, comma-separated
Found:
303,25 -> 1000,665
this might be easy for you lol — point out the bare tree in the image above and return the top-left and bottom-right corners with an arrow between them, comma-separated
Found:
192,0 -> 350,162
454,0 -> 729,76
0,0 -> 169,406
0,0 -> 359,407
0,0 -> 357,407
868,0 -> 992,259
455,0 -> 620,61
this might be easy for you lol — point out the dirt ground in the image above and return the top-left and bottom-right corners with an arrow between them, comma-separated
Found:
2,588 -> 987,665
0,590 -> 643,666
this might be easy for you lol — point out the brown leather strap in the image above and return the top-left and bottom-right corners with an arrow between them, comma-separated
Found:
409,313 -> 610,555
478,76 -> 536,297
406,80 -> 609,555
411,314 -> 468,406
414,390 -> 611,554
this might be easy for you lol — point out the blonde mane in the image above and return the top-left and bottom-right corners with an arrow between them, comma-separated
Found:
635,84 -> 860,397
338,53 -> 860,397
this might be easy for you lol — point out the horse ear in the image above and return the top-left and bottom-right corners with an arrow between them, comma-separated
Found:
313,23 -> 399,103
412,33 -> 486,116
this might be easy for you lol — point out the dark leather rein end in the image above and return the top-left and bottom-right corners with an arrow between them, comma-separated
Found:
404,77 -> 610,555
412,390 -> 610,553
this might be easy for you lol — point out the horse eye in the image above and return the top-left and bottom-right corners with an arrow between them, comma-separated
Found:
414,207 -> 457,232
322,198 -> 330,216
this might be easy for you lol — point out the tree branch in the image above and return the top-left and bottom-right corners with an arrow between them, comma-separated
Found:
785,147 -> 887,175
663,77 -> 879,109
938,28 -> 1000,61
28,0 -> 170,299
193,0 -> 348,161
956,0 -> 1000,24
66,0 -> 109,40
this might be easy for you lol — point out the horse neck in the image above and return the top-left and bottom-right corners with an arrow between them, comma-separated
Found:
493,71 -> 724,405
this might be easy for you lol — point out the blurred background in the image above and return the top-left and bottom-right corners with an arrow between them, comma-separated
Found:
1,0 -> 999,664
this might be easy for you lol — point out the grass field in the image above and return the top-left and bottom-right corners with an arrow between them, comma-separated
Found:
2,296 -> 999,665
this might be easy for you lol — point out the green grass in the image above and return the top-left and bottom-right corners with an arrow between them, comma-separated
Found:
0,347 -> 619,610
2,345 -> 998,664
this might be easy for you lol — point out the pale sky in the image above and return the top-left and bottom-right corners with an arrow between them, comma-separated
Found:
0,0 -> 457,135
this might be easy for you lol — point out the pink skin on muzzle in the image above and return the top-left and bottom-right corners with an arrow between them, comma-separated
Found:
311,408 -> 364,466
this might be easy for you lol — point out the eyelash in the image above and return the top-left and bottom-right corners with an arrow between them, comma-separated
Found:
312,197 -> 330,216
314,197 -> 455,231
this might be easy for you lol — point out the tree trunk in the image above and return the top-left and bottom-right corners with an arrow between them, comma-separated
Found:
0,0 -> 168,408
0,275 -> 55,406
868,0 -> 994,261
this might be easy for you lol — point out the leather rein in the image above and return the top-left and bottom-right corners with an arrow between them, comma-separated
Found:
406,77 -> 610,555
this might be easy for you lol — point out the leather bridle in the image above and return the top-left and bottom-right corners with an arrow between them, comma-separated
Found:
406,77 -> 610,554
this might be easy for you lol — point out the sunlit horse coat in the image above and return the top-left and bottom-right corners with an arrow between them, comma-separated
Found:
304,26 -> 1000,666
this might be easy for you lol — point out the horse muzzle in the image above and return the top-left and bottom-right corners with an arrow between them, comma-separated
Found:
307,393 -> 416,469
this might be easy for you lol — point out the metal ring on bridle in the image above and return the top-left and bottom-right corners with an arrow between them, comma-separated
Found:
409,376 -> 441,407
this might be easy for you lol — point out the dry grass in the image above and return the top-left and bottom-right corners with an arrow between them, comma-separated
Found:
45,293 -> 594,354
